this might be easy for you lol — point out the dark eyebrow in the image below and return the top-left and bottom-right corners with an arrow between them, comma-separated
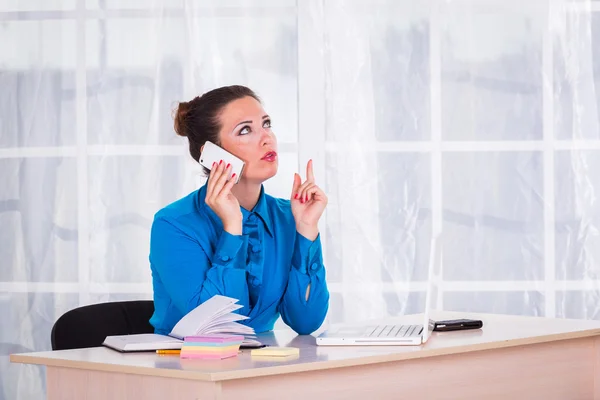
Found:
234,120 -> 252,129
234,115 -> 270,129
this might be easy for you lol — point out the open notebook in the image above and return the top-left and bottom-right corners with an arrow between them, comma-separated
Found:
102,295 -> 260,352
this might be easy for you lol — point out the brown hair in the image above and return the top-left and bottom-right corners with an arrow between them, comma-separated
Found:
174,85 -> 261,172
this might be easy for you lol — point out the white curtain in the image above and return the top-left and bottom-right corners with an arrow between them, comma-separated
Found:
2,0 -> 600,398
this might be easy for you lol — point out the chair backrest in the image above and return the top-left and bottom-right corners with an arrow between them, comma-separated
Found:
51,300 -> 155,350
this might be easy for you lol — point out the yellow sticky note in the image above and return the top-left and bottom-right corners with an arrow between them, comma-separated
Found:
251,347 -> 300,357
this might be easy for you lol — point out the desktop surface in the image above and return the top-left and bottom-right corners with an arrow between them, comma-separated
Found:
11,311 -> 600,382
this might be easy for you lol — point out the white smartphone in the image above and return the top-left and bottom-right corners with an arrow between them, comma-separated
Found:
199,141 -> 245,184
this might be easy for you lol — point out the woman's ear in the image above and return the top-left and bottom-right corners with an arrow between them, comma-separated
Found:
200,144 -> 204,154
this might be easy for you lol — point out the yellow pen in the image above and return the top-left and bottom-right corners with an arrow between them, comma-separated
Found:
156,349 -> 181,354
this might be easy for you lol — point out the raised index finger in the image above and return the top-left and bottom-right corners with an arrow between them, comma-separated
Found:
306,159 -> 315,182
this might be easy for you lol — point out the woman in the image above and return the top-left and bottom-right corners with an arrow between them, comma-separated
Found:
149,85 -> 330,336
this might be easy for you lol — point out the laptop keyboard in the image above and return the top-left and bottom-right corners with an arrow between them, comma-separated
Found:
366,324 -> 422,338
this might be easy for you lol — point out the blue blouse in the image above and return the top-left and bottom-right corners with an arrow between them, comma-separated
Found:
148,184 -> 330,335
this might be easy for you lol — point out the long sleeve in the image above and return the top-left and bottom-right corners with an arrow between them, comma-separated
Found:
150,216 -> 252,316
280,232 -> 330,335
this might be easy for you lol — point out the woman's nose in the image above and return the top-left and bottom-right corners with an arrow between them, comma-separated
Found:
261,129 -> 275,146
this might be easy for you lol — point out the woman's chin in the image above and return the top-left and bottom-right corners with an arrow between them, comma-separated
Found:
261,169 -> 278,182
244,166 -> 278,183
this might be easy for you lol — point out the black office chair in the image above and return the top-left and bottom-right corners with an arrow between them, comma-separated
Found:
51,300 -> 155,350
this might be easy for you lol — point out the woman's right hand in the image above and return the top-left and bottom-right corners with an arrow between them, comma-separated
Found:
205,160 -> 242,235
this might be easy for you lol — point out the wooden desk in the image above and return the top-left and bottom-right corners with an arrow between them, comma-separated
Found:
11,312 -> 600,400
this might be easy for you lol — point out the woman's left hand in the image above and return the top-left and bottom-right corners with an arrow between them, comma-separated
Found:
291,159 -> 328,241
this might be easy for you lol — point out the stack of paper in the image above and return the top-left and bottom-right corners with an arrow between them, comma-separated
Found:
169,295 -> 255,340
179,334 -> 244,359
102,295 -> 255,353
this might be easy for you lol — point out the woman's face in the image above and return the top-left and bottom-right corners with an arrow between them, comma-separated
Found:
217,96 -> 278,183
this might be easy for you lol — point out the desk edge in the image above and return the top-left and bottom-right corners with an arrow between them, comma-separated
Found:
9,353 -> 218,381
10,328 -> 600,382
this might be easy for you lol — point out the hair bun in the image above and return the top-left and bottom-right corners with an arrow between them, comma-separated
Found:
174,100 -> 192,137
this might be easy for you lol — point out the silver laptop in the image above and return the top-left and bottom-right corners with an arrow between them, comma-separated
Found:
316,235 -> 440,346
